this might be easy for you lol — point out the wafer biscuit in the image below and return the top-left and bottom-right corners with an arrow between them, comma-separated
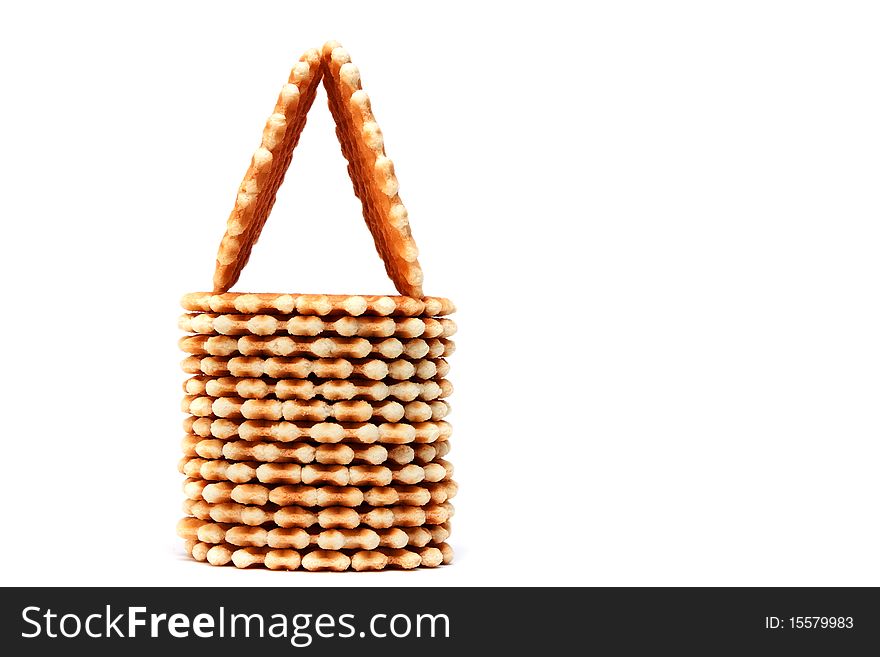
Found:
181,355 -> 387,380
181,355 -> 448,381
184,416 -> 451,443
182,395 -> 450,423
213,50 -> 323,293
187,438 -> 449,465
178,518 -> 405,549
179,457 -> 453,485
188,440 -> 373,464
178,334 -> 453,360
183,376 -> 452,402
179,313 -> 456,339
183,498 -> 454,528
183,479 -> 457,507
182,293 -> 454,317
178,517 -> 450,550
184,540 -> 451,570
321,41 -> 423,298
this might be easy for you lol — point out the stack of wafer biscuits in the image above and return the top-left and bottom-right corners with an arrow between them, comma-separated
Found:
176,43 -> 457,572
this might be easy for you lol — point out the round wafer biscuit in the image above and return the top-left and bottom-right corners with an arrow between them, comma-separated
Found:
183,376 -> 452,402
185,438 -> 450,465
183,479 -> 457,507
181,355 -> 448,381
178,334 -> 454,360
182,395 -> 450,423
178,517 -> 451,550
212,50 -> 324,293
182,293 -> 454,317
183,498 -> 454,529
183,416 -> 452,443
179,313 -> 456,339
184,539 -> 451,570
179,458 -> 453,486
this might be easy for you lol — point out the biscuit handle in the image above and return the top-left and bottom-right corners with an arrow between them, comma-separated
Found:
212,49 -> 323,293
211,42 -> 426,297
321,41 -> 424,297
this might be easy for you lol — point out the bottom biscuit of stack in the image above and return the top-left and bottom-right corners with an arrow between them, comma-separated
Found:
177,514 -> 454,571
177,515 -> 453,570
184,539 -> 454,571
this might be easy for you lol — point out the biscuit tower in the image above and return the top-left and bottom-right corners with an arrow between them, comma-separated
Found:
176,43 -> 456,571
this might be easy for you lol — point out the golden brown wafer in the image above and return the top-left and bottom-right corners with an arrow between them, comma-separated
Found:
181,355 -> 448,381
321,42 -> 423,297
186,438 -> 449,465
213,50 -> 323,293
179,458 -> 453,486
190,440 -> 373,464
182,293 -> 454,317
183,498 -> 453,529
187,542 -> 451,571
183,478 -> 457,507
184,535 -> 452,571
183,376 -> 451,402
182,395 -> 450,423
178,517 -> 449,550
188,520 -> 400,550
178,334 -> 453,360
180,355 -> 386,380
183,416 -> 452,444
179,313 -> 456,339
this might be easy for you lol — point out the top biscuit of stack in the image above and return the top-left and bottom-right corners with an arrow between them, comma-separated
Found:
181,293 -> 454,317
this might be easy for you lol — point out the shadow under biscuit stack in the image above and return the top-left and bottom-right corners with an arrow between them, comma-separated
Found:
175,42 -> 457,571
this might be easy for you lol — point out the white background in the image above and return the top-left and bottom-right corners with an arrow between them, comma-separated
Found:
1,1 -> 878,587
